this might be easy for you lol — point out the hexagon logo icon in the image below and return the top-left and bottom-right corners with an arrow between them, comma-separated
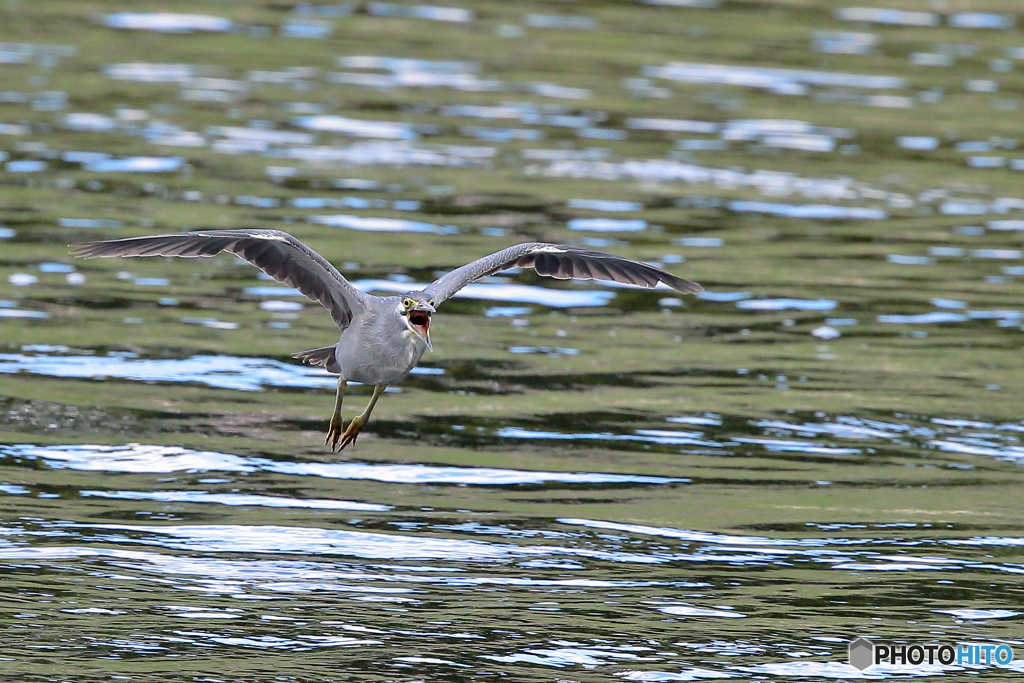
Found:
849,637 -> 875,671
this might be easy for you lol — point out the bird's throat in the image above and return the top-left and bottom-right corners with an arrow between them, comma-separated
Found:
409,311 -> 432,349
409,311 -> 430,336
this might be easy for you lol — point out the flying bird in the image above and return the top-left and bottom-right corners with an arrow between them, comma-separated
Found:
72,229 -> 702,451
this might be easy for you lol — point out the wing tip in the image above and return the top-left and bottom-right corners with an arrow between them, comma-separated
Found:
69,242 -> 101,258
679,280 -> 704,294
658,272 -> 703,295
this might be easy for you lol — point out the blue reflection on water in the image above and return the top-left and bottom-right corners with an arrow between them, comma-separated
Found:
3,512 -> 1021,577
736,298 -> 837,311
0,443 -> 683,486
568,218 -> 648,232
309,214 -> 446,233
729,201 -> 888,220
0,352 -> 441,391
81,489 -> 391,511
83,156 -> 185,173
101,12 -> 233,33
877,312 -> 967,324
244,280 -> 615,307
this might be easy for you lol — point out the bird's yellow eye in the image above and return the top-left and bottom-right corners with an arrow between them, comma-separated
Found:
428,299 -> 435,307
403,297 -> 415,308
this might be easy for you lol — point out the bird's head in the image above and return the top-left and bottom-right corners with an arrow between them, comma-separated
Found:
399,293 -> 436,351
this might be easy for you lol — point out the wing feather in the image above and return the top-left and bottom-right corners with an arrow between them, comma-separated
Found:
423,242 -> 702,305
573,255 -> 594,279
71,229 -> 365,329
583,258 -> 615,283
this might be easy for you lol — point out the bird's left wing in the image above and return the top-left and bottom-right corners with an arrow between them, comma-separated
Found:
71,229 -> 366,330
422,242 -> 702,305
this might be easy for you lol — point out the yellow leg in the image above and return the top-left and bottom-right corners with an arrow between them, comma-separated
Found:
325,376 -> 346,451
335,384 -> 386,452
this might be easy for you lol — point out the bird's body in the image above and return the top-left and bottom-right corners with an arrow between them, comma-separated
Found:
333,296 -> 429,385
72,229 -> 702,451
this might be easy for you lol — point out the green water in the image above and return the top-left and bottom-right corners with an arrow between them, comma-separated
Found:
1,1 -> 1023,680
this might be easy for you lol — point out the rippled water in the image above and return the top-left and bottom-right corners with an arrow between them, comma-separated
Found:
3,403 -> 1023,680
2,447 -> 1023,677
0,350 -> 441,391
5,1 -> 1024,681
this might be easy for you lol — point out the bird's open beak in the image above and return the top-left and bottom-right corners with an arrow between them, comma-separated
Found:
409,303 -> 434,351
419,324 -> 432,352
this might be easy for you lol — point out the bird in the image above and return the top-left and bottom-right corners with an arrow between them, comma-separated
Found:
71,229 -> 702,452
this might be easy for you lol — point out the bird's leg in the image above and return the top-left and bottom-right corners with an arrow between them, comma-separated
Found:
335,384 -> 386,452
325,376 -> 346,451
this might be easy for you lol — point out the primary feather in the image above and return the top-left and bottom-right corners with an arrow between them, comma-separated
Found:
71,229 -> 365,329
423,242 -> 702,304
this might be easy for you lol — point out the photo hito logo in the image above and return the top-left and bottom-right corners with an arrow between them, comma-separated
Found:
849,637 -> 1015,671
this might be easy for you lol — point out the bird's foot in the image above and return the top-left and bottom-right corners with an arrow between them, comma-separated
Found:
334,415 -> 367,452
325,416 -> 345,452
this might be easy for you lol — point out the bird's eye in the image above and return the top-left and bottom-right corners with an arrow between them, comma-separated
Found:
428,299 -> 435,307
403,297 -> 415,308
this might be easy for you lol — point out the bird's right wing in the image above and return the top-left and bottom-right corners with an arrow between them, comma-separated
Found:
71,229 -> 366,330
422,242 -> 702,305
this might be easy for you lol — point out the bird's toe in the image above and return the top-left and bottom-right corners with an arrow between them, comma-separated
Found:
325,419 -> 344,452
336,417 -> 366,451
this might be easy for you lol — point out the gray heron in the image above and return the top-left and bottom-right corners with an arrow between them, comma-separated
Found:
72,229 -> 702,451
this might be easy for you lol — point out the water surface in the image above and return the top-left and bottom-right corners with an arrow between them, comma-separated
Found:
2,1 -> 1024,680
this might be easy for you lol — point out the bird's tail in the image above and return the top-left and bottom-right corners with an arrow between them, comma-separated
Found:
293,345 -> 340,374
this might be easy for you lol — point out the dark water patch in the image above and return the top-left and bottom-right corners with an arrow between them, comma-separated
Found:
492,371 -> 660,392
419,363 -> 742,394
0,395 -> 142,435
419,193 -> 549,216
379,409 -> 1024,470
48,294 -> 138,310
400,375 -> 525,396
367,410 -> 664,450
434,357 -> 525,379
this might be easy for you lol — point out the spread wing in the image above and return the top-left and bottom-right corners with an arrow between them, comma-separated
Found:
422,242 -> 702,305
70,229 -> 366,330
